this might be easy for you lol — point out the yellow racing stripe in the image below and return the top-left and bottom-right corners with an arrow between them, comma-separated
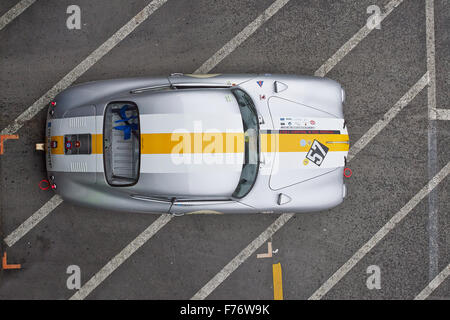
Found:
50,132 -> 349,155
141,132 -> 244,154
261,133 -> 349,152
50,134 -> 103,155
92,134 -> 103,154
49,136 -> 64,155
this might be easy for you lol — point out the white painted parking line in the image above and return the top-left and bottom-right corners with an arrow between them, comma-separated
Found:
0,0 -> 36,31
426,0 -> 439,281
4,195 -> 63,247
434,109 -> 450,120
425,0 -> 437,120
0,0 -> 168,136
348,73 -> 429,161
415,263 -> 450,300
309,161 -> 450,300
191,214 -> 293,300
194,0 -> 290,74
315,0 -> 404,77
70,214 -> 172,300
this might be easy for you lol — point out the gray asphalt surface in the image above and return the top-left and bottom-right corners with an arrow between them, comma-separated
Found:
0,0 -> 448,300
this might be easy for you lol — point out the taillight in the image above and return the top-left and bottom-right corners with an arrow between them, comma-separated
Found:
49,101 -> 56,116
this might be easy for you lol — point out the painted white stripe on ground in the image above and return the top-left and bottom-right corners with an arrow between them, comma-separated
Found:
0,0 -> 36,31
425,0 -> 439,281
4,195 -> 63,247
434,109 -> 450,120
309,161 -> 450,300
425,0 -> 437,120
314,0 -> 404,77
347,73 -> 429,161
191,213 -> 293,300
415,263 -> 450,300
194,0 -> 290,74
0,0 -> 168,136
70,214 -> 172,300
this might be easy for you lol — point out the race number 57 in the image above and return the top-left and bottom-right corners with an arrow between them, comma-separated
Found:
306,140 -> 329,166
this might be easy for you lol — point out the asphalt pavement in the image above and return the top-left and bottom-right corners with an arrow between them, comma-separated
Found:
0,0 -> 448,300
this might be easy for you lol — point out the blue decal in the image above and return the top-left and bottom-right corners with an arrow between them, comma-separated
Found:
257,81 -> 264,87
114,123 -> 138,140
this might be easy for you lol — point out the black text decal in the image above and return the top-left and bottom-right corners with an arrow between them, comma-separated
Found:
306,140 -> 329,166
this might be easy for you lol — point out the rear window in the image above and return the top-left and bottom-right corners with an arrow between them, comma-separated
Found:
103,102 -> 140,186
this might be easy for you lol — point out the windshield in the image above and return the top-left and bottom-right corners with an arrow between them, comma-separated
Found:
103,102 -> 140,186
231,89 -> 259,198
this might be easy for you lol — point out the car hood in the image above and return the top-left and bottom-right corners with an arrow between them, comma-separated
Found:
264,96 -> 349,190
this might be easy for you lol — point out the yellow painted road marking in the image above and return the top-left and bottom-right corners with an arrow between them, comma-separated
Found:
273,263 -> 283,300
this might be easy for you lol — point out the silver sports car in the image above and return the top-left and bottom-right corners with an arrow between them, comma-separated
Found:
45,73 -> 349,215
